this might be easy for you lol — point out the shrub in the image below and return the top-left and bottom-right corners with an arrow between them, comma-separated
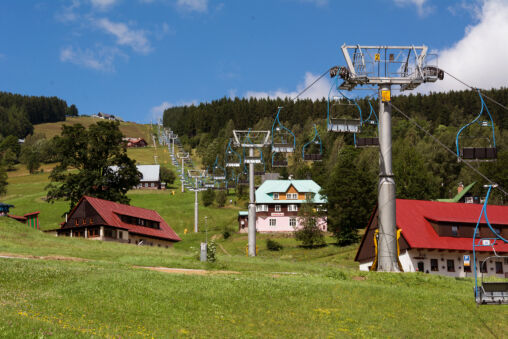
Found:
202,189 -> 215,207
160,166 -> 176,185
216,190 -> 226,207
207,241 -> 217,262
266,238 -> 283,251
222,230 -> 231,239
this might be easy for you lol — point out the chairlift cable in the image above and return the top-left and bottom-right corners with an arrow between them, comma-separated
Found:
291,68 -> 332,101
443,70 -> 508,112
390,102 -> 508,197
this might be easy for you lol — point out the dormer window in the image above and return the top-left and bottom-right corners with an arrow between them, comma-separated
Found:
305,193 -> 313,201
273,193 -> 279,200
451,226 -> 458,237
286,193 -> 298,200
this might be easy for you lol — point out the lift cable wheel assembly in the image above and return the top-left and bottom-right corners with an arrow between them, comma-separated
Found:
455,90 -> 497,161
472,185 -> 508,305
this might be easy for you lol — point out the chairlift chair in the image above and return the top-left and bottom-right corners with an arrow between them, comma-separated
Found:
237,171 -> 249,185
472,185 -> 508,305
327,77 -> 362,133
456,90 -> 497,161
225,139 -> 242,167
354,100 -> 380,148
271,107 -> 296,153
212,155 -> 226,181
302,125 -> 323,161
272,152 -> 288,168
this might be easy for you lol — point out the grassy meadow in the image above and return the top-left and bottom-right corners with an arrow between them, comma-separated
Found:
1,124 -> 506,338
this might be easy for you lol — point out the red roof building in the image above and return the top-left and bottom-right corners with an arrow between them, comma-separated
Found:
356,199 -> 508,278
54,196 -> 180,247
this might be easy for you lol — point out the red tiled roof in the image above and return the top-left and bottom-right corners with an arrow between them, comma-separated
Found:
396,199 -> 508,253
79,196 -> 181,242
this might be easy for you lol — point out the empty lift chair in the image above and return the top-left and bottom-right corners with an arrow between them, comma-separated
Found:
302,125 -> 323,161
455,90 -> 497,161
271,107 -> 296,153
354,100 -> 379,148
327,77 -> 362,133
212,155 -> 226,181
272,152 -> 288,168
225,139 -> 242,168
472,185 -> 508,305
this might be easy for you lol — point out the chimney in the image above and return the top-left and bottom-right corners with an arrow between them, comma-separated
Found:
457,182 -> 464,194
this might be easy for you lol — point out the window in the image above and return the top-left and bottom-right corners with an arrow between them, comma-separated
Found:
475,227 -> 480,237
286,193 -> 298,200
89,217 -> 94,224
451,226 -> 458,237
273,193 -> 279,200
288,204 -> 298,212
256,205 -> 268,212
495,262 -> 503,274
480,261 -> 488,273
305,193 -> 313,201
75,219 -> 79,226
269,219 -> 276,226
289,218 -> 296,227
447,260 -> 455,272
275,205 -> 281,212
430,259 -> 438,271
465,196 -> 474,204
494,228 -> 501,236
82,218 -> 86,225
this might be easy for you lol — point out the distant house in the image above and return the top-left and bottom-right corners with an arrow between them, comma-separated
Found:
93,112 -> 124,122
123,137 -> 148,148
0,203 -> 14,216
238,179 -> 327,233
8,211 -> 40,229
110,164 -> 162,189
436,182 -> 480,204
53,196 -> 180,247
355,199 -> 508,278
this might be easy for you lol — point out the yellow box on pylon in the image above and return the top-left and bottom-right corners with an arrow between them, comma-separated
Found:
381,90 -> 391,102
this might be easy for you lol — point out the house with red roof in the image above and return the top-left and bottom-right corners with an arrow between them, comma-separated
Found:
54,196 -> 180,247
355,199 -> 508,278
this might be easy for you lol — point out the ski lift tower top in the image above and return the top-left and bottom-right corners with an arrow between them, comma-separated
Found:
336,44 -> 444,273
337,44 -> 443,91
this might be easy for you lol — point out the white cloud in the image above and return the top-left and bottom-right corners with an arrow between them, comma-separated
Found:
90,0 -> 117,10
176,0 -> 208,12
418,0 -> 508,93
245,72 -> 332,101
393,0 -> 431,16
60,45 -> 123,71
150,100 -> 198,119
95,18 -> 151,54
55,0 -> 81,22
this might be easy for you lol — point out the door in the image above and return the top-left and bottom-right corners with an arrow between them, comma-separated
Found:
417,261 -> 424,272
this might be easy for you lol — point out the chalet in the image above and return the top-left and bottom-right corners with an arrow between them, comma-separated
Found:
54,196 -> 180,247
110,165 -> 162,189
94,112 -> 123,122
123,137 -> 148,148
355,199 -> 508,278
238,179 -> 327,233
436,182 -> 480,204
8,211 -> 40,229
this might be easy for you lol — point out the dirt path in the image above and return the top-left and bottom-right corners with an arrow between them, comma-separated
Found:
134,266 -> 239,275
0,253 -> 88,262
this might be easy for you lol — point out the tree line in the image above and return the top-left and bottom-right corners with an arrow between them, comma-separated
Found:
163,88 -> 508,244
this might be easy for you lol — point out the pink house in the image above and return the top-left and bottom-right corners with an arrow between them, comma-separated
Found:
238,179 -> 327,233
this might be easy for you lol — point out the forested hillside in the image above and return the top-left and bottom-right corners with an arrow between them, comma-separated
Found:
163,88 -> 508,240
0,91 -> 77,138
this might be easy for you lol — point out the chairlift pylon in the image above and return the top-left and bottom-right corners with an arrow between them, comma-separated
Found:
271,107 -> 296,153
456,90 -> 497,161
472,185 -> 508,305
302,124 -> 323,161
327,77 -> 363,133
354,100 -> 379,148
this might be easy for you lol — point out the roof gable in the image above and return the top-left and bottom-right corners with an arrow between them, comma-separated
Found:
255,180 -> 326,204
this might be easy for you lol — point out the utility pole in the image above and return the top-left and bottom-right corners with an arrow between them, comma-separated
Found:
188,169 -> 205,233
336,44 -> 443,271
233,130 -> 271,257
177,152 -> 189,193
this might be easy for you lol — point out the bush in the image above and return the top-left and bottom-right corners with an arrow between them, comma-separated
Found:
202,189 -> 215,207
207,241 -> 217,262
160,166 -> 176,185
216,191 -> 226,207
266,238 -> 283,251
222,230 -> 231,239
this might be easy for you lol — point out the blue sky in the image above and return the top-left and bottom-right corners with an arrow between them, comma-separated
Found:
1,0 -> 507,123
